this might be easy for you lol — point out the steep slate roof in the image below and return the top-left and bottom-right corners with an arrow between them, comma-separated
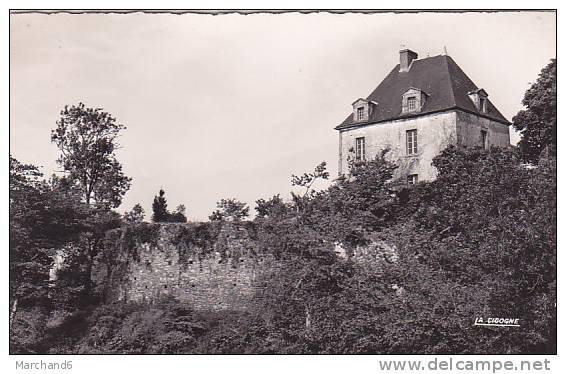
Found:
335,55 -> 510,130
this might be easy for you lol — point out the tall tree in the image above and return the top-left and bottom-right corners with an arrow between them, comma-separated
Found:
512,59 -> 556,163
49,103 -> 130,306
152,188 -> 169,222
51,103 -> 131,208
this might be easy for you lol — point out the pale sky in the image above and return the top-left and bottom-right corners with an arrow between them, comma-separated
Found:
10,11 -> 556,220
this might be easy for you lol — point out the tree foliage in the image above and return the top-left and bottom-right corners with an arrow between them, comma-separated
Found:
255,194 -> 287,219
512,59 -> 556,162
152,189 -> 169,222
124,203 -> 145,223
250,146 -> 555,353
169,204 -> 188,223
10,157 -> 88,306
151,189 -> 187,222
10,157 -> 54,309
11,102 -> 134,353
9,156 -> 94,352
209,198 -> 249,222
290,161 -> 330,212
51,103 -> 131,208
382,146 -> 556,353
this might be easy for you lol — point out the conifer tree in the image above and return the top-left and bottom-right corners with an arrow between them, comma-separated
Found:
152,188 -> 169,222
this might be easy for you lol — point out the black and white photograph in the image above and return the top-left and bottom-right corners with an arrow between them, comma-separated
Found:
7,6 -> 558,371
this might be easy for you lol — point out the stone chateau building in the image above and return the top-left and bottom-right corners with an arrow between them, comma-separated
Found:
335,49 -> 511,184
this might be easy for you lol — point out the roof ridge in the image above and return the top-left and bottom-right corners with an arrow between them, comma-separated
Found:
415,54 -> 444,61
336,53 -> 511,130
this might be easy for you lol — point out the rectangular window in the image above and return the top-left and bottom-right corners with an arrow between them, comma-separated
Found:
357,107 -> 365,121
407,97 -> 417,111
481,130 -> 488,149
406,129 -> 418,155
407,174 -> 418,186
355,137 -> 366,161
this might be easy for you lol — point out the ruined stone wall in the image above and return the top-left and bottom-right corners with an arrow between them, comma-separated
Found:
96,222 -> 396,311
97,222 -> 277,311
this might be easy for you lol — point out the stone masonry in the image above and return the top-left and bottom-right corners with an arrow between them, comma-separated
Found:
96,222 -> 397,311
98,222 -> 276,311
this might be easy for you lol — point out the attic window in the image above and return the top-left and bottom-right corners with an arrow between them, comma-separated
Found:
352,98 -> 373,123
402,88 -> 426,114
468,89 -> 489,113
407,97 -> 417,111
479,97 -> 487,113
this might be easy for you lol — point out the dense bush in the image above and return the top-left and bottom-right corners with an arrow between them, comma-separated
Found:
54,298 -> 264,354
76,298 -> 204,353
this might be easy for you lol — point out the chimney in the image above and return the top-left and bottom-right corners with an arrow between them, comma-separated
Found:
399,49 -> 418,72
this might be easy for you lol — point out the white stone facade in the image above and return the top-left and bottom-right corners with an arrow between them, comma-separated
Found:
338,109 -> 511,183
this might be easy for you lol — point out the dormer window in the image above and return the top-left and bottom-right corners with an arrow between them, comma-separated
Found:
357,107 -> 365,121
352,98 -> 376,123
479,97 -> 487,112
402,88 -> 427,114
407,97 -> 417,111
468,89 -> 489,113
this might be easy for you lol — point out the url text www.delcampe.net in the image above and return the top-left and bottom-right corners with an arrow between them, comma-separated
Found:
378,358 -> 551,372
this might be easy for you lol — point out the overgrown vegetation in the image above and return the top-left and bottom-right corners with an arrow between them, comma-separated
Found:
209,198 -> 250,222
104,222 -> 161,262
171,222 -> 222,265
10,60 -> 556,354
512,59 -> 556,163
151,188 -> 188,223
